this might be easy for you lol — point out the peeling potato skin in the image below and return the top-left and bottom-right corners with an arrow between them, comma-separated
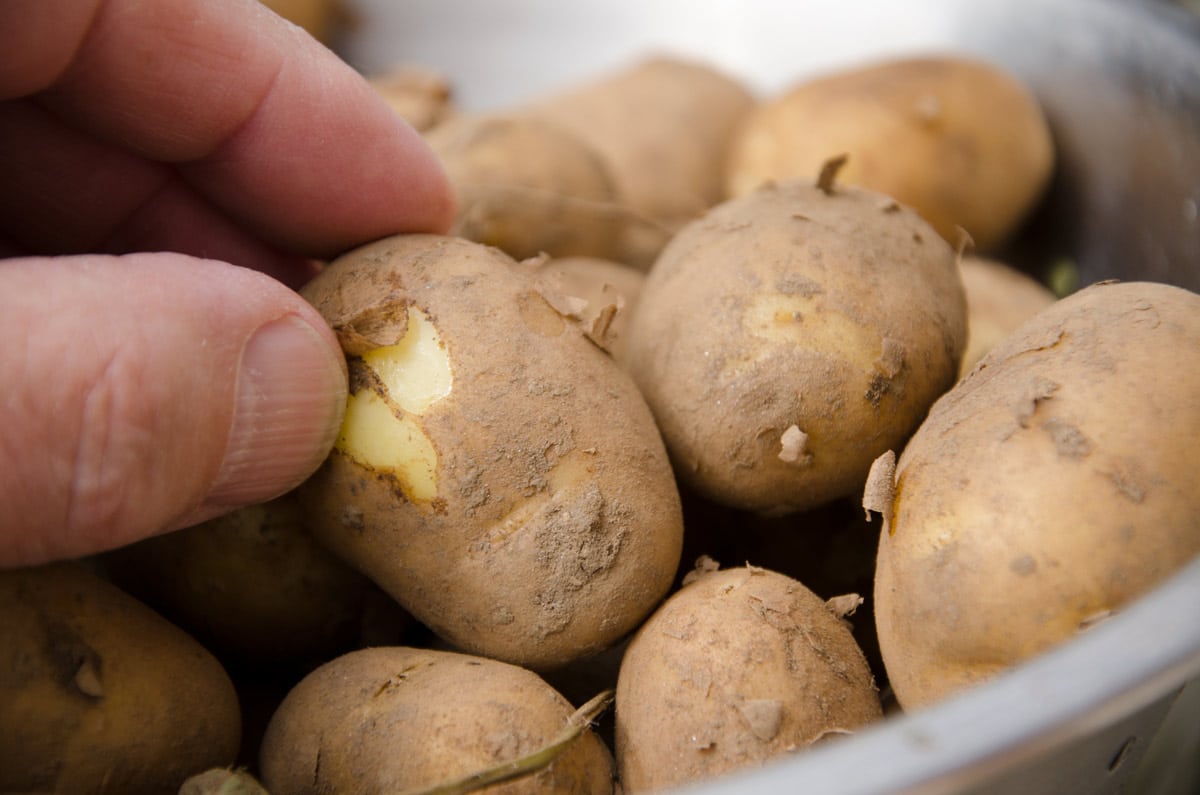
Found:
614,566 -> 882,793
625,178 -> 967,515
260,646 -> 614,795
299,234 -> 683,671
0,563 -> 241,794
875,281 -> 1200,710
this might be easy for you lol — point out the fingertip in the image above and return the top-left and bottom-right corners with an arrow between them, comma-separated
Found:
182,311 -> 348,524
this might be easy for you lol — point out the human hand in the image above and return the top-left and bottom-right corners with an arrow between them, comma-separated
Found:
0,0 -> 455,566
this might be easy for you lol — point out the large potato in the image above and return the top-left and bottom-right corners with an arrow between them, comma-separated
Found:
624,173 -> 967,515
298,234 -> 683,670
725,56 -> 1055,252
0,563 -> 241,794
615,565 -> 882,793
873,280 -> 1200,709
259,646 -> 615,794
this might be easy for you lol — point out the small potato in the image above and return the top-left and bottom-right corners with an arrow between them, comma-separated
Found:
534,255 -> 646,364
873,280 -> 1200,710
259,646 -> 615,795
0,563 -> 241,794
425,113 -> 629,262
958,255 -> 1058,377
298,234 -> 683,670
615,565 -> 882,793
726,56 -> 1055,252
98,492 -> 395,667
625,171 -> 967,515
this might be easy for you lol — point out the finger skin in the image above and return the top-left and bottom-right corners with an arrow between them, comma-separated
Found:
0,100 -> 317,287
0,253 -> 347,567
1,0 -> 455,258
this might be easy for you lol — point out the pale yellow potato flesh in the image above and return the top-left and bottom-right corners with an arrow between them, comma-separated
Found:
336,307 -> 452,503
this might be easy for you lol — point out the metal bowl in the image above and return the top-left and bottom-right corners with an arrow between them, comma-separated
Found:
337,1 -> 1200,792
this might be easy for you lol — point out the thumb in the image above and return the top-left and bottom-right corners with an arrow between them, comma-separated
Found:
0,252 -> 347,567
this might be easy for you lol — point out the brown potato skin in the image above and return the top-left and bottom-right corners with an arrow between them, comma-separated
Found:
875,281 -> 1200,710
259,646 -> 615,795
299,234 -> 683,671
624,178 -> 967,515
726,56 -> 1054,252
0,563 -> 241,794
615,566 -> 882,793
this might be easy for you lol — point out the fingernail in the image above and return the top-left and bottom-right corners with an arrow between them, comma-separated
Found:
205,315 -> 347,507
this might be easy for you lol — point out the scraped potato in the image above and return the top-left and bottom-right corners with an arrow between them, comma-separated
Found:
958,256 -> 1058,376
726,55 -> 1055,251
615,564 -> 882,793
873,280 -> 1200,709
625,167 -> 967,515
0,563 -> 241,794
298,234 -> 683,670
259,646 -> 615,794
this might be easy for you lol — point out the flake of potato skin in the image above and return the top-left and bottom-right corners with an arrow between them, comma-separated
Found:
72,656 -> 104,698
1014,377 -> 1061,428
862,450 -> 897,531
875,338 -> 906,379
825,593 -> 864,620
737,699 -> 784,742
540,289 -> 590,320
585,302 -> 621,352
682,554 -> 722,586
777,425 -> 812,466
1079,609 -> 1114,632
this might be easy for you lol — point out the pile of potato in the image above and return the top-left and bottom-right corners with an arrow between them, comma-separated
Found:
4,29 -> 1200,795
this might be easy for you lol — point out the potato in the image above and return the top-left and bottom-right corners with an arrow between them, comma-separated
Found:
368,64 -> 455,132
533,255 -> 646,364
615,565 -> 882,793
725,56 -> 1055,252
0,562 -> 241,794
98,492 -> 396,668
624,169 -> 967,515
259,646 -> 615,794
425,113 -> 633,262
297,234 -> 684,670
958,255 -> 1059,377
872,280 -> 1200,710
529,56 -> 758,267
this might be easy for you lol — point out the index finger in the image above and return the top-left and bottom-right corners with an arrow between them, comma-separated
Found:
2,0 -> 454,257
